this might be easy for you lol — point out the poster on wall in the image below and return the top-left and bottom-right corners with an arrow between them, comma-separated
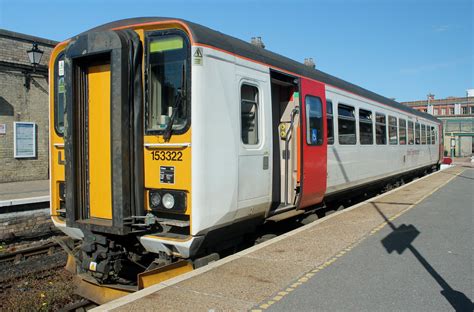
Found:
14,122 -> 36,158
0,124 -> 6,135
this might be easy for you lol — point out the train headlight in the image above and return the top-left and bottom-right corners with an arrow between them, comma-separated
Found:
162,193 -> 175,209
150,192 -> 161,208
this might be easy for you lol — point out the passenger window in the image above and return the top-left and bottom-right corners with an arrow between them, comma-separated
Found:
388,116 -> 398,145
431,126 -> 435,144
415,122 -> 420,144
338,104 -> 356,145
421,124 -> 427,144
427,125 -> 431,144
305,96 -> 323,145
359,109 -> 373,145
327,100 -> 334,145
399,119 -> 407,145
376,113 -> 387,145
408,121 -> 414,145
241,84 -> 259,145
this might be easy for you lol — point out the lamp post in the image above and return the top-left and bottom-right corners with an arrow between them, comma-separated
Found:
24,42 -> 44,89
27,43 -> 44,72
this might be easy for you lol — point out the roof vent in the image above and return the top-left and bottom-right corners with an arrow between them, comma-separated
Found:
250,37 -> 265,49
304,58 -> 316,69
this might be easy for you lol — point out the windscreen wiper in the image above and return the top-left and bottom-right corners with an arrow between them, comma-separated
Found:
163,90 -> 183,141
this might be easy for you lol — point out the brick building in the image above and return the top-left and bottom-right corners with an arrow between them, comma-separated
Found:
401,91 -> 474,157
0,29 -> 57,183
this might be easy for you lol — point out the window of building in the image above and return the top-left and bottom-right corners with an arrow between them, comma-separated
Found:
388,116 -> 398,145
449,107 -> 455,115
338,104 -> 356,145
55,54 -> 65,135
241,84 -> 259,145
399,119 -> 407,145
359,109 -> 373,145
441,108 -> 446,115
415,122 -> 420,144
408,121 -> 414,144
433,109 -> 438,116
421,124 -> 426,144
147,33 -> 190,133
305,96 -> 323,145
462,107 -> 468,115
470,106 -> 474,114
327,100 -> 334,145
375,113 -> 387,145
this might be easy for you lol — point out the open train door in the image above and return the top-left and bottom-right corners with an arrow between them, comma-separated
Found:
299,78 -> 327,208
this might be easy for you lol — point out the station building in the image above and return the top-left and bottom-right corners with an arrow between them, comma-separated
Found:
401,91 -> 474,157
0,30 -> 57,183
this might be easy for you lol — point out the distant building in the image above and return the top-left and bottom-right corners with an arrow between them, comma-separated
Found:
401,91 -> 474,157
0,29 -> 58,183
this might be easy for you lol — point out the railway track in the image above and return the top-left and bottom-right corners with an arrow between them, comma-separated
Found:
0,241 -> 60,264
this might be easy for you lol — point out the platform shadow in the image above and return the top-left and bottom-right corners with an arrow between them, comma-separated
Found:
371,202 -> 473,312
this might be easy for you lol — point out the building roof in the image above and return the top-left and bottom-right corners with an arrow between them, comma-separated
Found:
77,17 -> 440,123
0,29 -> 58,47
402,96 -> 473,107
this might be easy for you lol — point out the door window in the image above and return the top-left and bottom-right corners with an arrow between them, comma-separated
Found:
305,96 -> 323,145
241,84 -> 259,145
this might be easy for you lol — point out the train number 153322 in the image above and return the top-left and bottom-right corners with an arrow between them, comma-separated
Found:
150,150 -> 183,161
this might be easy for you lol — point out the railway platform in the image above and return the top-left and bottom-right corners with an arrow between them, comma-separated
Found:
95,166 -> 473,312
0,179 -> 49,208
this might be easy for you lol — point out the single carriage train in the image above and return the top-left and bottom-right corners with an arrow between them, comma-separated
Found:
49,17 -> 442,303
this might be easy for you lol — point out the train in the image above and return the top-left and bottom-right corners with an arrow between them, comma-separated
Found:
49,17 -> 442,303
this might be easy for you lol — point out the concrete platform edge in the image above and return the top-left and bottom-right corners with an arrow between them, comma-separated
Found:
0,196 -> 50,207
93,167 -> 462,312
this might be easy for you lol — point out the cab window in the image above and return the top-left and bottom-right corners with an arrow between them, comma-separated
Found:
147,32 -> 190,133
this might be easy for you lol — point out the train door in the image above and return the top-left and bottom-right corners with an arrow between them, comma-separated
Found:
299,78 -> 327,208
269,70 -> 300,212
236,70 -> 272,218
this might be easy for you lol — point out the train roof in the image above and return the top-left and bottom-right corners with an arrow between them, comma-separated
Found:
80,17 -> 439,123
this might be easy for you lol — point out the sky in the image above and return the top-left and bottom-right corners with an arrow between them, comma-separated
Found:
0,0 -> 472,102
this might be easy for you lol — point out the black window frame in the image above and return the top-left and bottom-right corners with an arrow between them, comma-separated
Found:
359,108 -> 373,145
388,115 -> 398,145
408,121 -> 414,145
415,122 -> 421,144
326,99 -> 334,145
338,104 -> 356,145
421,124 -> 427,144
399,119 -> 407,145
144,29 -> 191,136
431,126 -> 436,144
54,52 -> 66,136
375,112 -> 387,145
